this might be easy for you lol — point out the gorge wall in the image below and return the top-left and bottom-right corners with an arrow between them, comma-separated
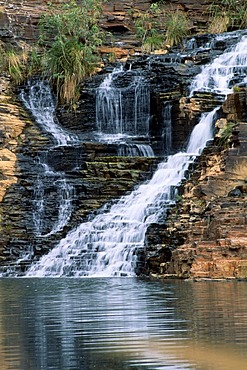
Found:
145,90 -> 247,280
0,0 -> 246,278
0,0 -> 222,58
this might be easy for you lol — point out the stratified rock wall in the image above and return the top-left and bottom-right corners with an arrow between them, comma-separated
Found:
0,0 -> 217,54
0,0 -> 246,279
148,90 -> 247,280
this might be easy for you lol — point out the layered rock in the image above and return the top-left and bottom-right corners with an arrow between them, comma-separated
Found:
0,133 -> 157,270
146,89 -> 247,280
0,0 -> 218,57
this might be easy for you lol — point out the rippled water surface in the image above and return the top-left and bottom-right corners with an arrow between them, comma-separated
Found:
0,278 -> 246,370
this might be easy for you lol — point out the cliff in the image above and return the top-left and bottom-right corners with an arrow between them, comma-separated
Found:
146,90 -> 247,280
0,0 -> 217,56
0,0 -> 246,279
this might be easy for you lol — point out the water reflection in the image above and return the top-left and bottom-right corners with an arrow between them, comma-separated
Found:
0,278 -> 246,369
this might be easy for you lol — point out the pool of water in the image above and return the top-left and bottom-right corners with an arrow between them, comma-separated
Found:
0,278 -> 246,370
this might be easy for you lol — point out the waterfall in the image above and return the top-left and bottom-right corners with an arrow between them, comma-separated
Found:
117,143 -> 154,157
96,66 -> 150,137
163,102 -> 172,154
190,35 -> 247,96
20,81 -> 77,237
20,80 -> 78,146
95,66 -> 153,156
25,33 -> 247,277
26,108 -> 217,277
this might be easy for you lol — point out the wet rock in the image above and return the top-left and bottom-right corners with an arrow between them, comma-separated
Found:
146,90 -> 247,279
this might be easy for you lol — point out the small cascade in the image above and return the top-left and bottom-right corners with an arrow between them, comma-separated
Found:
162,102 -> 172,154
96,66 -> 150,138
190,35 -> 247,95
117,143 -> 154,157
32,164 -> 74,237
20,81 -> 77,237
20,80 -> 78,145
26,107 -> 218,277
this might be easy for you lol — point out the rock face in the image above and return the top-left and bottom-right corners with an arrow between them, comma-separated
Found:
0,0 -> 218,56
0,127 -> 157,271
146,90 -> 247,280
0,1 -> 246,279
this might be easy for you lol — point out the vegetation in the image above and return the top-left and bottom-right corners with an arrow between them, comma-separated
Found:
217,121 -> 237,146
2,48 -> 37,85
165,10 -> 190,47
208,0 -> 247,33
38,0 -> 106,105
0,0 -> 105,106
133,4 -> 190,52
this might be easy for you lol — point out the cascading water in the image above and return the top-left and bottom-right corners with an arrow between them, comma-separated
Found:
117,143 -> 154,157
95,66 -> 153,156
20,81 -> 77,237
96,66 -> 150,136
25,33 -> 247,277
21,80 -> 78,146
163,102 -> 173,154
26,108 -> 217,277
190,35 -> 247,96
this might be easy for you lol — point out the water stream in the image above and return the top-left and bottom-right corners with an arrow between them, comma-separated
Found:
26,107 -> 217,277
20,81 -> 78,237
190,35 -> 247,95
96,66 -> 150,136
23,33 -> 247,277
163,102 -> 173,154
95,66 -> 154,156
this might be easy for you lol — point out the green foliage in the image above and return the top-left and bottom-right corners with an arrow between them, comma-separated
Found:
133,5 -> 189,52
38,0 -> 105,105
233,85 -> 241,93
218,122 -> 236,146
208,0 -> 247,33
134,4 -> 166,52
143,34 -> 165,53
165,10 -> 189,47
3,49 -> 28,85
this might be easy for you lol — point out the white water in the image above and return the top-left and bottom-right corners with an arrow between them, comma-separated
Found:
26,33 -> 247,277
163,102 -> 173,154
20,80 -> 78,146
118,143 -> 154,157
190,35 -> 247,95
96,66 -> 150,137
20,81 -> 76,237
26,108 -> 217,277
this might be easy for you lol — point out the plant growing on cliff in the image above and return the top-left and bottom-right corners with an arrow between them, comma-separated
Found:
165,10 -> 189,47
217,121 -> 236,147
3,49 -> 29,85
134,4 -> 166,52
38,0 -> 105,105
208,0 -> 247,33
133,5 -> 189,51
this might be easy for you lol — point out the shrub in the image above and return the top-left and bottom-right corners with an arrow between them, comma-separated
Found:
218,122 -> 236,146
134,5 -> 189,51
4,49 -> 28,85
208,0 -> 247,32
38,0 -> 105,105
134,4 -> 166,52
165,10 -> 189,47
208,13 -> 230,34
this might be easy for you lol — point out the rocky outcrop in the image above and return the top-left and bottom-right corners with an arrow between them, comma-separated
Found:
0,1 -> 246,279
146,89 -> 247,280
0,0 -> 218,57
0,77 -> 30,203
0,133 -> 157,271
